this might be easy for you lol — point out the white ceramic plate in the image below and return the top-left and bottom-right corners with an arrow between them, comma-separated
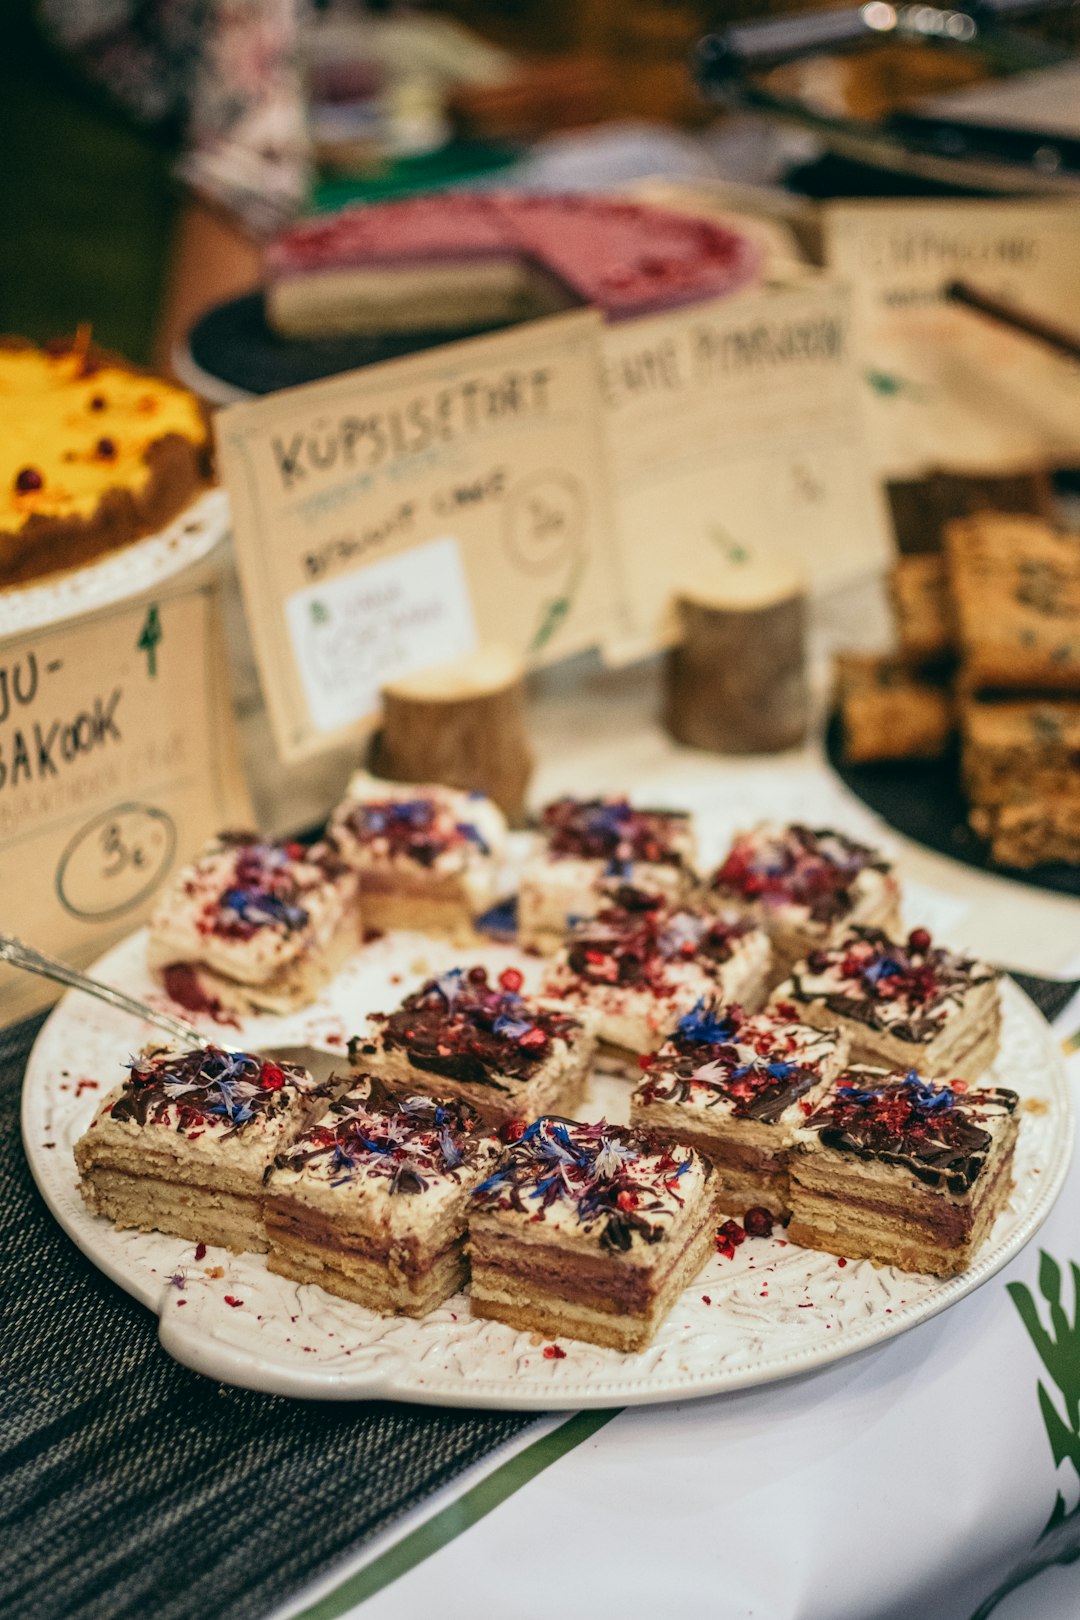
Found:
0,487 -> 229,635
22,928 -> 1072,1410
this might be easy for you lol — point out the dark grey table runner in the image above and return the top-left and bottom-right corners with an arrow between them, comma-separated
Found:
0,1015 -> 536,1620
3,972 -> 1077,1620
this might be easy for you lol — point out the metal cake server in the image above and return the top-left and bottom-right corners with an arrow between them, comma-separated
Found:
0,933 -> 343,1086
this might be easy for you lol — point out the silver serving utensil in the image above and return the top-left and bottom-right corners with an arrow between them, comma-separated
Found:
0,933 -> 344,1086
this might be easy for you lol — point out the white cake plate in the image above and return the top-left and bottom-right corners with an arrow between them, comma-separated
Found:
21,918 -> 1073,1410
0,487 -> 229,635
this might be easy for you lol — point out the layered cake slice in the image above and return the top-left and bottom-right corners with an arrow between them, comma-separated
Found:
350,965 -> 594,1129
329,772 -> 507,940
540,888 -> 771,1063
148,833 -> 360,1018
771,926 -> 1000,1083
265,1080 -> 501,1316
74,1045 -> 333,1252
631,1000 -> 849,1217
468,1117 -> 719,1351
518,796 -> 697,952
707,823 -> 901,986
787,1067 -> 1020,1276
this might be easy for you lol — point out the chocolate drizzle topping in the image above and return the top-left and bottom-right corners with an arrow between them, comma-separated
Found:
273,1079 -> 487,1195
711,824 -> 889,923
371,967 -> 582,1091
558,894 -> 750,991
109,1045 -> 308,1137
471,1116 -> 702,1253
638,999 -> 834,1123
787,926 -> 997,1042
540,797 -> 689,870
804,1069 -> 1018,1193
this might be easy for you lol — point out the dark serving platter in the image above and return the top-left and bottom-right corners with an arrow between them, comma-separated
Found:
825,714 -> 1080,899
186,293 -> 518,398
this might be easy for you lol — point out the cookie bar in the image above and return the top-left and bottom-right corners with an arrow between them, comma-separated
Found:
960,697 -> 1080,808
350,965 -> 594,1129
468,1117 -> 719,1351
540,887 -> 770,1061
787,1067 -> 1019,1276
946,513 -> 1080,692
148,834 -> 360,1018
74,1045 -> 332,1252
328,772 -> 507,939
707,824 -> 901,987
772,925 -> 1000,1083
264,1080 -> 500,1316
970,796 -> 1080,869
631,1000 -> 849,1217
835,654 -> 953,764
889,554 -> 954,666
518,796 -> 697,953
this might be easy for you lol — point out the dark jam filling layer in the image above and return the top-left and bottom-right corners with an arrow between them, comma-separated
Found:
471,1115 -> 697,1253
363,966 -> 579,1091
711,824 -> 888,924
541,797 -> 688,869
805,1072 -> 1017,1193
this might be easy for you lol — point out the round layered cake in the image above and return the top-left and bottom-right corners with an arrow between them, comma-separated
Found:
1,334 -> 213,587
265,191 -> 762,338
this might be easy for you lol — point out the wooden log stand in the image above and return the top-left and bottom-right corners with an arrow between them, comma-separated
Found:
663,568 -> 808,754
372,644 -> 533,823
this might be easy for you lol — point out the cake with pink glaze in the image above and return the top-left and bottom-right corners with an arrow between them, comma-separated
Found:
265,192 -> 760,337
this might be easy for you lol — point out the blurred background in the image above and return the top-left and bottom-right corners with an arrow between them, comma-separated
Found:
4,0 -> 1079,370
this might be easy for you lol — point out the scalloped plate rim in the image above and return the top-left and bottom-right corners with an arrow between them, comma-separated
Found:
21,938 -> 1074,1409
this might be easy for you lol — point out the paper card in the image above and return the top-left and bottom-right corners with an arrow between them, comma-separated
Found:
0,576 -> 251,1025
284,534 -> 477,734
601,273 -> 893,661
216,311 -> 624,764
823,198 -> 1080,479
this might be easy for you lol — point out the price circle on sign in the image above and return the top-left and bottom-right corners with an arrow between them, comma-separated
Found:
56,803 -> 177,922
501,470 -> 585,576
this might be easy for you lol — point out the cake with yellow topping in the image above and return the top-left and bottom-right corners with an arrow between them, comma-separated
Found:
0,333 -> 213,587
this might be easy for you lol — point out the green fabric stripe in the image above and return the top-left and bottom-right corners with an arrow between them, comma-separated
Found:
294,1409 -> 619,1619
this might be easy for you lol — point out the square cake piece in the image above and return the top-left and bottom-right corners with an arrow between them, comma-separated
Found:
328,773 -> 507,939
148,833 -> 360,1018
540,887 -> 771,1061
74,1045 -> 333,1252
468,1117 -> 719,1351
631,999 -> 850,1217
518,796 -> 697,952
707,823 -> 901,986
264,1080 -> 501,1316
772,925 -> 1000,1083
350,965 -> 595,1129
787,1067 -> 1020,1276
